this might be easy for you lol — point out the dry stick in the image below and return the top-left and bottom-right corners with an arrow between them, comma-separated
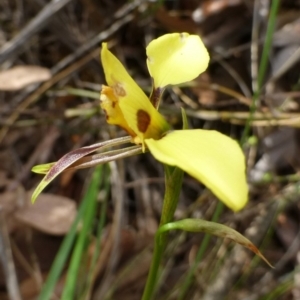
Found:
173,82 -> 252,107
49,8 -> 138,75
172,86 -> 199,109
202,82 -> 252,106
250,0 -> 261,93
267,46 -> 300,84
0,0 -> 73,64
32,0 -> 81,50
0,210 -> 22,300
0,12 -> 135,144
31,0 -> 104,77
214,54 -> 252,98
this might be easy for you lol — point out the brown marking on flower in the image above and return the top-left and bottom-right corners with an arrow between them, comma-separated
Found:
113,82 -> 126,97
102,109 -> 109,120
137,109 -> 150,133
150,86 -> 163,108
101,85 -> 118,102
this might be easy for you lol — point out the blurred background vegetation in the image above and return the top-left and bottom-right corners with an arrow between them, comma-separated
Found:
0,0 -> 300,299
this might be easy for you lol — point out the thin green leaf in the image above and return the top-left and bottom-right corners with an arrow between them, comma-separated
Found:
61,166 -> 103,300
38,190 -> 90,300
158,219 -> 273,268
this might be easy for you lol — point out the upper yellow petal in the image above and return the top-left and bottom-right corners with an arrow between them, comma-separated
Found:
101,43 -> 169,147
145,130 -> 248,211
146,33 -> 209,88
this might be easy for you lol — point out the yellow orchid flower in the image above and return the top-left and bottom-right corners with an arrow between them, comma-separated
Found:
99,33 -> 247,211
31,33 -> 248,212
100,33 -> 209,148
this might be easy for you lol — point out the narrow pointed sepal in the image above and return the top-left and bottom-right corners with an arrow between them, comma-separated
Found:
31,137 -> 132,203
146,33 -> 209,88
146,130 -> 248,211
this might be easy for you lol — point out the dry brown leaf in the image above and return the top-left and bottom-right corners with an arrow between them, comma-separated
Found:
192,0 -> 243,23
0,190 -> 19,215
0,65 -> 51,91
15,193 -> 76,235
19,275 -> 41,300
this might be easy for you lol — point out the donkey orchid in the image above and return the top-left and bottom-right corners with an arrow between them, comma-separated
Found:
31,33 -> 248,211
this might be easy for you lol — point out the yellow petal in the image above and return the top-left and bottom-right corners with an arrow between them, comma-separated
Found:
146,33 -> 209,88
101,43 -> 144,95
101,43 -> 169,147
145,130 -> 248,211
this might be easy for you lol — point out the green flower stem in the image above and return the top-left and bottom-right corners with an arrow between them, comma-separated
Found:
142,165 -> 184,300
160,166 -> 184,226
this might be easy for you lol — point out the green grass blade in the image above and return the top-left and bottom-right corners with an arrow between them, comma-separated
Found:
241,0 -> 281,144
257,0 -> 281,90
61,166 -> 103,300
66,88 -> 99,99
38,189 -> 91,300
80,164 -> 110,299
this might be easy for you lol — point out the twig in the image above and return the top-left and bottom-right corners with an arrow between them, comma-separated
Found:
0,210 -> 22,300
0,0 -> 73,64
250,0 -> 262,93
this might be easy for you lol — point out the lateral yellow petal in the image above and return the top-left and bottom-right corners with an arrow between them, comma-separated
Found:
146,33 -> 209,88
101,43 -> 169,146
145,130 -> 248,211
